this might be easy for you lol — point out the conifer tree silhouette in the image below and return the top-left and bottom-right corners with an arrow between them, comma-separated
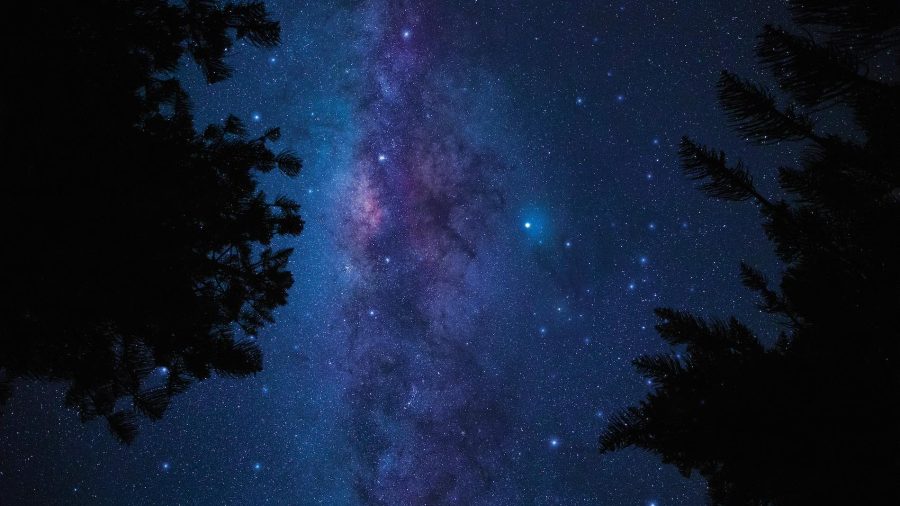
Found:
599,1 -> 900,503
1,1 -> 303,443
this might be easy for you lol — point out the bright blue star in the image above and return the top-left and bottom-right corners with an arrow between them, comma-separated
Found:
549,438 -> 560,448
402,30 -> 411,39
253,462 -> 262,471
161,462 -> 170,471
524,222 -> 532,229
252,113 -> 261,122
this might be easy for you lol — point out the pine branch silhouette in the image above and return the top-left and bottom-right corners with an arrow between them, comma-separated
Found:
678,137 -> 770,204
2,1 -> 303,444
717,71 -> 815,143
600,2 -> 900,504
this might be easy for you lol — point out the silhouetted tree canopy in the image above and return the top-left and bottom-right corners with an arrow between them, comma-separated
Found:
1,1 -> 303,443
600,1 -> 899,504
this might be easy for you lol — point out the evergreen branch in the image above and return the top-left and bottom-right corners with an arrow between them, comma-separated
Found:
717,71 -> 816,144
679,137 -> 772,206
654,308 -> 763,357
225,1 -> 281,47
223,114 -> 246,136
133,387 -> 170,421
787,0 -> 900,55
633,354 -> 686,384
106,411 -> 139,445
739,262 -> 801,327
756,25 -> 866,107
274,150 -> 302,177
262,127 -> 281,141
599,406 -> 646,453
210,339 -> 263,377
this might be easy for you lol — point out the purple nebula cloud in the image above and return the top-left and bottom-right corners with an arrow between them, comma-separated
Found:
333,1 -> 514,503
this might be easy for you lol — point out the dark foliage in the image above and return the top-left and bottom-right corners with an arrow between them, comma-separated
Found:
600,2 -> 900,504
1,1 -> 302,443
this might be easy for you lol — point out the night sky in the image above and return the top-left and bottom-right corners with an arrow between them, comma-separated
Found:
2,1 -> 794,504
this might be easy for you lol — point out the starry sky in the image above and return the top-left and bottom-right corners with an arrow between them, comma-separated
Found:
1,1 -> 794,504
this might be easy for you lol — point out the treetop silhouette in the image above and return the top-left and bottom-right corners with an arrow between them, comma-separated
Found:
600,1 -> 899,503
2,1 -> 303,443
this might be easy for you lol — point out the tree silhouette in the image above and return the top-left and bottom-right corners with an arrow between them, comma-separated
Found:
2,1 -> 303,443
599,1 -> 899,503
